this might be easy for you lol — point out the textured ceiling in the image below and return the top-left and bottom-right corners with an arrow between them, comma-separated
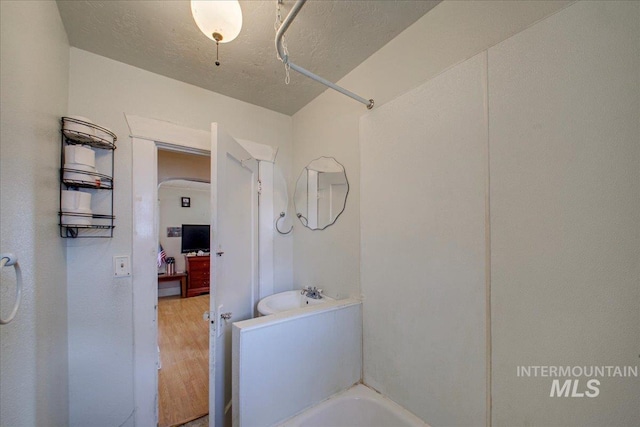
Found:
56,0 -> 440,115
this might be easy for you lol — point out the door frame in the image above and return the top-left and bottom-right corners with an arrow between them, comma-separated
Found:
128,115 -> 274,426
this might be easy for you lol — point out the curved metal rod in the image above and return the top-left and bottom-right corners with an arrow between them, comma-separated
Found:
275,0 -> 374,110
275,212 -> 293,235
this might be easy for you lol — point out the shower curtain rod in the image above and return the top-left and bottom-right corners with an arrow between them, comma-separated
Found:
275,0 -> 374,110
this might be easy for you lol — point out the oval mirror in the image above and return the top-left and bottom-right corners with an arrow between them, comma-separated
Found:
294,157 -> 349,230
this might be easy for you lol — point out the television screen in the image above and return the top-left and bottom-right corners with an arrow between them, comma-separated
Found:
181,224 -> 210,253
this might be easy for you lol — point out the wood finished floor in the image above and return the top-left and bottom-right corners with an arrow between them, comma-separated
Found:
158,294 -> 209,427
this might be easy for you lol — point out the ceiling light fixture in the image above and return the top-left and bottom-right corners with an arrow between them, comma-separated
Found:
191,0 -> 243,66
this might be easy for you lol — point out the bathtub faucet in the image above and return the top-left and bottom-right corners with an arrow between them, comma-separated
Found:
301,286 -> 323,299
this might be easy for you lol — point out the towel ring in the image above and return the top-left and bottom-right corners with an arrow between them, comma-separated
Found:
0,253 -> 22,325
275,212 -> 293,235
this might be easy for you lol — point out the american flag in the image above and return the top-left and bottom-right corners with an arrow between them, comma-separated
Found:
157,244 -> 166,268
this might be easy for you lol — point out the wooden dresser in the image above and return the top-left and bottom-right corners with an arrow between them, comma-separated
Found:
184,255 -> 210,297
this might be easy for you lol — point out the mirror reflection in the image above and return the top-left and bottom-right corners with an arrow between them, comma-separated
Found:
294,157 -> 348,230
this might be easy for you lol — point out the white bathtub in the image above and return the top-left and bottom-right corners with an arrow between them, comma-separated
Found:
279,384 -> 429,427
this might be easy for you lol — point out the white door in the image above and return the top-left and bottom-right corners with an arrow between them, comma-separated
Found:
209,123 -> 259,427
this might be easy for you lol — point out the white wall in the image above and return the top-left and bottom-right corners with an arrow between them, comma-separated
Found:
0,1 -> 70,426
489,2 -> 640,425
159,184 -> 210,274
361,52 -> 488,425
291,0 -> 572,421
232,300 -> 362,427
67,48 -> 293,426
358,1 -> 639,425
291,1 -> 572,300
293,1 -> 640,426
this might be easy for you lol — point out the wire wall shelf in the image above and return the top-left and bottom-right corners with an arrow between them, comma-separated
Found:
61,117 -> 117,150
59,117 -> 116,238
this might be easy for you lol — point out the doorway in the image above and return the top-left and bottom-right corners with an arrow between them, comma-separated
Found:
157,172 -> 211,426
129,116 -> 275,427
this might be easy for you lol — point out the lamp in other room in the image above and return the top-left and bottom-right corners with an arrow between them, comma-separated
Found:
191,0 -> 243,66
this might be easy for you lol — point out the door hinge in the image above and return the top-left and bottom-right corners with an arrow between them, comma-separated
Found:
257,179 -> 262,195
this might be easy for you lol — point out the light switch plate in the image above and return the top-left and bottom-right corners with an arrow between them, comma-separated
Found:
113,255 -> 131,277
